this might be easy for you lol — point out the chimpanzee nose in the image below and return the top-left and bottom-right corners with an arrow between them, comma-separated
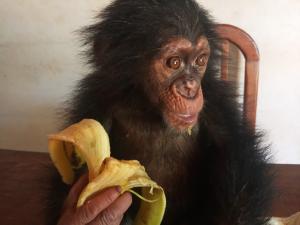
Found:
174,77 -> 199,99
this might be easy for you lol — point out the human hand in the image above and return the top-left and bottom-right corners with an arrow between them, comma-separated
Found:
57,174 -> 132,225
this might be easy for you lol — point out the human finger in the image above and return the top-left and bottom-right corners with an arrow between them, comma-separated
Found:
63,174 -> 89,209
88,192 -> 132,225
75,186 -> 121,224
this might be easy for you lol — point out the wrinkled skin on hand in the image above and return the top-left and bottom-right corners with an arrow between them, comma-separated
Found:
57,175 -> 132,225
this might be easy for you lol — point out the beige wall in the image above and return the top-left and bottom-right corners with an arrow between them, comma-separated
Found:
0,0 -> 111,152
0,0 -> 299,163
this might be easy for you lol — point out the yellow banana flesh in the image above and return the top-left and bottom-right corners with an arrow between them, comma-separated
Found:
48,119 -> 166,225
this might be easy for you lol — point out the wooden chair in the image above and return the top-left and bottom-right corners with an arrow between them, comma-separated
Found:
216,24 -> 259,130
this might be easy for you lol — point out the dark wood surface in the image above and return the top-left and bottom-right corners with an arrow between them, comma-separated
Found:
0,149 -> 299,225
0,150 -> 55,225
270,163 -> 300,217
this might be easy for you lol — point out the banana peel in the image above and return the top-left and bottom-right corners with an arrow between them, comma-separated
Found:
48,119 -> 166,225
48,119 -> 110,184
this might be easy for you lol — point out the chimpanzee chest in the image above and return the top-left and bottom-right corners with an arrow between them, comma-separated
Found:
109,117 -> 202,224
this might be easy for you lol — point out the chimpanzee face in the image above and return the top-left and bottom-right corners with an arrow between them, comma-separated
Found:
149,36 -> 210,131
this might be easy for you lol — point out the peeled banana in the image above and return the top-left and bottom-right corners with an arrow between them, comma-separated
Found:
48,119 -> 166,225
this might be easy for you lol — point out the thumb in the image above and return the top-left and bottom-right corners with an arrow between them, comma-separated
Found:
63,174 -> 89,209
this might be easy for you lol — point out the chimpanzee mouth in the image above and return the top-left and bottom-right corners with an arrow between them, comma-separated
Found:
175,112 -> 198,124
164,110 -> 199,130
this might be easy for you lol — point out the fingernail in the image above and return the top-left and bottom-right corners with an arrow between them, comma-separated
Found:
116,186 -> 122,194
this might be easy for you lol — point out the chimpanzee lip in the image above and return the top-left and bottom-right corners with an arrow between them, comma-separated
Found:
175,112 -> 198,124
164,110 -> 199,127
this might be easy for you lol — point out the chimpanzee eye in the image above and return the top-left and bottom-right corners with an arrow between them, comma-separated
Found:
195,55 -> 208,66
166,56 -> 182,69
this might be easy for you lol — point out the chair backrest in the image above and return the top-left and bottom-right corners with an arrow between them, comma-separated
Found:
215,24 -> 260,130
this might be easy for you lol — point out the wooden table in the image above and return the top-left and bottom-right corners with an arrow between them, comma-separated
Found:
0,149 -> 299,224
